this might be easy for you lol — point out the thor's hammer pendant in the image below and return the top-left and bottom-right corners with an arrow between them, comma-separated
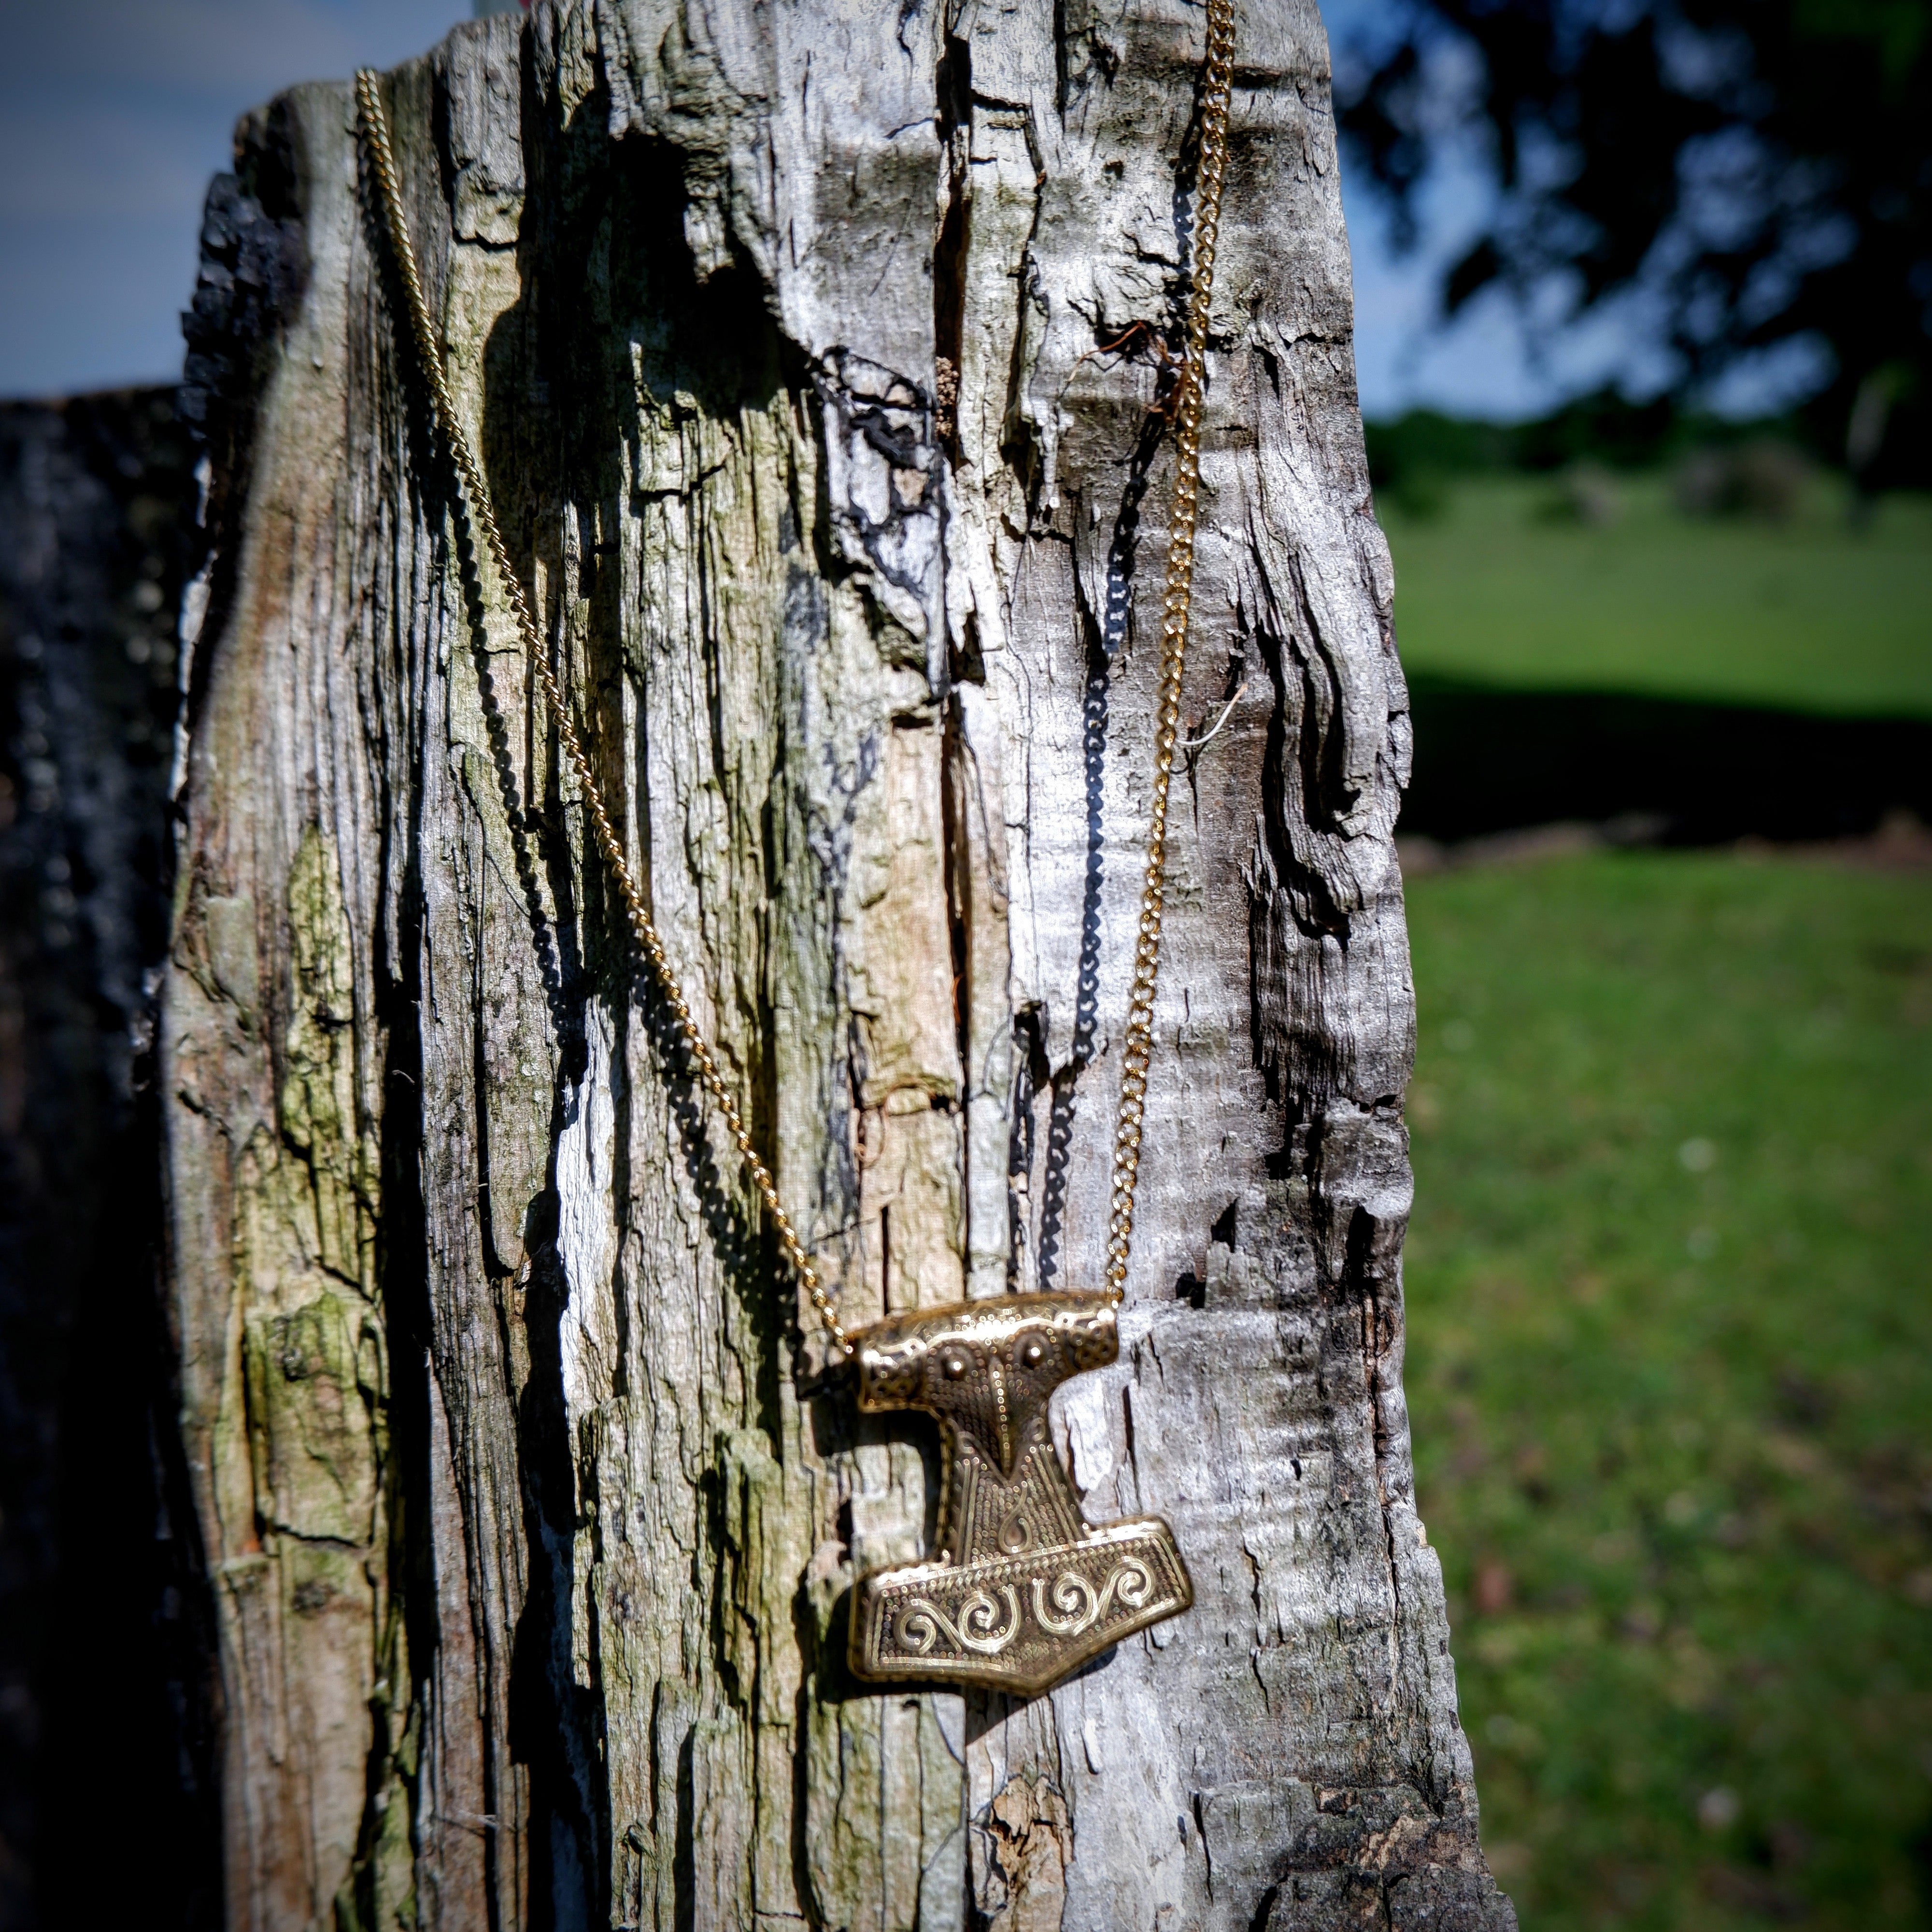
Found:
846,1292 -> 1193,1696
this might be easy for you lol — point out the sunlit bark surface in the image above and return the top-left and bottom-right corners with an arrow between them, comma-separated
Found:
163,3 -> 1514,1927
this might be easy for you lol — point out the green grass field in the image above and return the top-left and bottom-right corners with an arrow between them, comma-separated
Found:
1382,478 -> 1932,717
1403,852 -> 1932,1929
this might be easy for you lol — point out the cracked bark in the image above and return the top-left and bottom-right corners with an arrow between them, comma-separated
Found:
161,2 -> 1516,1928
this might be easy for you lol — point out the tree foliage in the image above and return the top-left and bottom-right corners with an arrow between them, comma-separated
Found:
1336,0 -> 1932,482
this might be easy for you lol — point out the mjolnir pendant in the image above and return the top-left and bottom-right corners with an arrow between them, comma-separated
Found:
846,1292 -> 1192,1696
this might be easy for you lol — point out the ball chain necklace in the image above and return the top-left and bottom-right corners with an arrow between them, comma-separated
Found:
355,0 -> 1235,1698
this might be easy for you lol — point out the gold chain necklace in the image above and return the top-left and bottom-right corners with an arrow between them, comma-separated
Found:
355,0 -> 1235,1696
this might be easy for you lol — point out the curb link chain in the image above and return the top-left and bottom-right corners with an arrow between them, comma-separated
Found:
354,0 -> 1234,1347
354,70 -> 844,1352
1102,0 -> 1237,1305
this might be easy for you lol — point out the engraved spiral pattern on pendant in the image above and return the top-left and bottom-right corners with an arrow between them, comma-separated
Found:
895,1584 -> 1023,1657
1030,1554 -> 1155,1637
997,1504 -> 1033,1554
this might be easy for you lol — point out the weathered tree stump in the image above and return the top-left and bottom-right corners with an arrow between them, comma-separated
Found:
163,2 -> 1514,1926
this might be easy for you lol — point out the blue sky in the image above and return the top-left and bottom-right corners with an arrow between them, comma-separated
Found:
0,0 -> 473,399
0,0 -> 1604,419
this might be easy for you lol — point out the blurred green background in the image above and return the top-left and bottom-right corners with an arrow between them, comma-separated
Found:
1380,406 -> 1932,1929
